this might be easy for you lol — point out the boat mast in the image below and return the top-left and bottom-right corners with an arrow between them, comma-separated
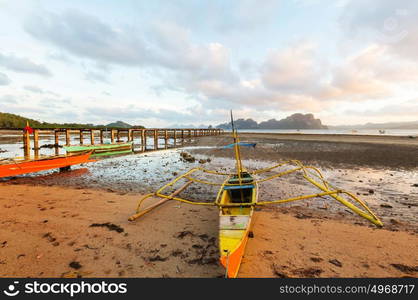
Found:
230,111 -> 246,205
230,110 -> 243,175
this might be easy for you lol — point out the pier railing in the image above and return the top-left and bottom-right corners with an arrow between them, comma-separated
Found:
8,128 -> 223,159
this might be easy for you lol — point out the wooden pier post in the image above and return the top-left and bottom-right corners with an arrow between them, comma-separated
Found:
33,129 -> 39,159
111,130 -> 115,143
154,130 -> 158,150
54,130 -> 60,155
65,129 -> 71,146
141,129 -> 146,151
100,130 -> 104,144
79,130 -> 84,145
173,129 -> 177,147
164,130 -> 168,149
128,129 -> 133,142
23,129 -> 30,159
90,129 -> 95,145
180,130 -> 184,144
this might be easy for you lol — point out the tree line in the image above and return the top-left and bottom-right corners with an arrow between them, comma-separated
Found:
0,112 -> 144,129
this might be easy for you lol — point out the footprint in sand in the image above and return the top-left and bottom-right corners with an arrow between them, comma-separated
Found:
42,232 -> 60,246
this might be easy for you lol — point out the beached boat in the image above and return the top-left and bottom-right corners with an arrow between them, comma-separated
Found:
0,152 -> 92,178
64,142 -> 133,157
129,112 -> 383,278
219,172 -> 257,277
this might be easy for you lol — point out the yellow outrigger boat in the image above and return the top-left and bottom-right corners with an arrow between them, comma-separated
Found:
129,112 -> 383,278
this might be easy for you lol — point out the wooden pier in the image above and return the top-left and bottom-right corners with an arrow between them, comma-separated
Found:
16,128 -> 223,159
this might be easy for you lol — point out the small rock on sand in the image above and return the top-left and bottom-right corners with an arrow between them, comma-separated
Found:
89,222 -> 124,233
69,261 -> 82,270
380,204 -> 393,208
390,264 -> 418,275
329,259 -> 343,267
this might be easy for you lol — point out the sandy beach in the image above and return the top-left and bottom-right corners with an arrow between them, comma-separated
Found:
0,184 -> 417,278
0,184 -> 223,278
1,133 -> 417,277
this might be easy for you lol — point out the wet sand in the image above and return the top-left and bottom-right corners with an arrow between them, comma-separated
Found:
191,134 -> 418,169
1,184 -> 417,278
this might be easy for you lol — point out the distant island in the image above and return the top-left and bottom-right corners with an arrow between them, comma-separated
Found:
104,121 -> 135,129
216,113 -> 328,130
0,112 -> 144,129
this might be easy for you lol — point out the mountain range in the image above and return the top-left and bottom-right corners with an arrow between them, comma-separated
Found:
216,113 -> 327,130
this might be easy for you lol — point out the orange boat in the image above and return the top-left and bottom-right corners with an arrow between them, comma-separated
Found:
0,152 -> 92,178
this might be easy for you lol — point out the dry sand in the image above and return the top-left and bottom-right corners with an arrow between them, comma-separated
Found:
1,183 -> 417,278
240,207 -> 418,278
0,184 -> 223,278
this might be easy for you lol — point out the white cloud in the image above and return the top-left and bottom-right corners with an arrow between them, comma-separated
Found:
0,72 -> 11,85
0,95 -> 18,104
261,42 -> 320,92
0,53 -> 51,77
23,85 -> 45,93
25,10 -> 149,66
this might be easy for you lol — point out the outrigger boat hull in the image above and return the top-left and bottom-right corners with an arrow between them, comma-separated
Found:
0,152 -> 92,178
64,142 -> 133,157
219,172 -> 257,278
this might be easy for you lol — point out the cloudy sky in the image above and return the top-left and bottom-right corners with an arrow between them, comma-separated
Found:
0,0 -> 417,127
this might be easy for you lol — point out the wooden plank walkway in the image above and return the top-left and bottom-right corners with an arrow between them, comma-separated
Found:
2,128 -> 224,159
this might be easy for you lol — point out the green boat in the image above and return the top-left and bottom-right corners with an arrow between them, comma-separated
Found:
64,142 -> 133,157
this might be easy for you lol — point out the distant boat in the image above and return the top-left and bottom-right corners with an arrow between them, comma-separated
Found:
0,152 -> 92,178
379,130 -> 386,134
64,142 -> 133,157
